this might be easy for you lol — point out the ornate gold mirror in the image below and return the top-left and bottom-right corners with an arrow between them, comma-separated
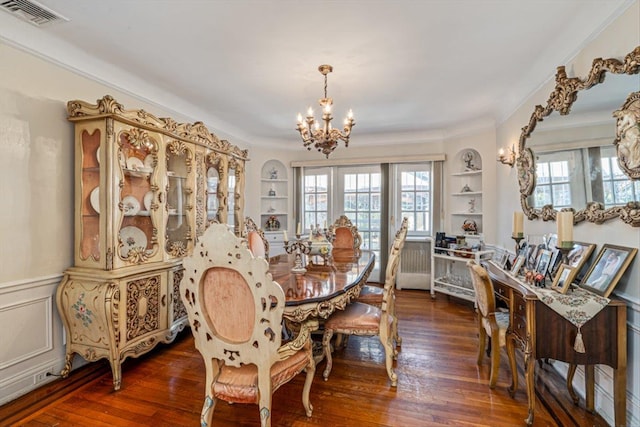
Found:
517,45 -> 640,226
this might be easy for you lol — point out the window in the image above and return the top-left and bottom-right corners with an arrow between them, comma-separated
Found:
530,149 -> 585,209
340,167 -> 382,255
300,162 -> 435,281
601,146 -> 640,207
396,164 -> 432,235
303,168 -> 330,231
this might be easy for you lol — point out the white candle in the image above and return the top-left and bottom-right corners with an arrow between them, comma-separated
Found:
512,211 -> 524,237
283,230 -> 288,241
557,211 -> 574,246
297,222 -> 301,235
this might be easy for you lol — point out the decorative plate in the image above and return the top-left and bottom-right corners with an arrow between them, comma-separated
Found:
96,147 -> 100,165
119,226 -> 147,258
90,186 -> 100,214
143,191 -> 153,211
143,154 -> 154,169
122,195 -> 140,216
126,156 -> 144,171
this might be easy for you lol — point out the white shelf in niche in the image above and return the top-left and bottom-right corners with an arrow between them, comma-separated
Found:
451,170 -> 482,176
452,212 -> 483,216
452,191 -> 482,196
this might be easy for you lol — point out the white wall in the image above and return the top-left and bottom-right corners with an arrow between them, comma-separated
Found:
496,3 -> 640,425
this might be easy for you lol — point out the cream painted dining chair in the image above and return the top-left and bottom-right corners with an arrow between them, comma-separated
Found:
356,217 -> 408,348
466,259 -> 513,388
321,217 -> 408,387
181,223 -> 315,427
243,216 -> 269,259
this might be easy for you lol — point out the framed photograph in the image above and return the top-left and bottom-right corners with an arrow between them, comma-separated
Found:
580,244 -> 638,297
535,249 -> 553,277
565,241 -> 596,280
510,255 -> 525,276
551,264 -> 578,294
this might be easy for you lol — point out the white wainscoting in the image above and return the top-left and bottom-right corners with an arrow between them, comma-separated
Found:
0,274 -> 67,405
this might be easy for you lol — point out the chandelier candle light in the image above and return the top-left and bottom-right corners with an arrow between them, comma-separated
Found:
296,64 -> 355,158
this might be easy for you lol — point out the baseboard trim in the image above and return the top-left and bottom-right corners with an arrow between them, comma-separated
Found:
0,360 -> 110,425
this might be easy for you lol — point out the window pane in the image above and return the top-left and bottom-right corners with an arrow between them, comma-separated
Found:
344,193 -> 357,211
357,173 -> 370,190
304,194 -> 316,211
344,174 -> 356,192
317,193 -> 328,211
357,193 -> 370,210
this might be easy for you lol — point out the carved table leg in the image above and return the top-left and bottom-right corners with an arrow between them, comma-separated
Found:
506,334 -> 518,397
524,343 -> 534,426
585,365 -> 595,413
566,363 -> 579,405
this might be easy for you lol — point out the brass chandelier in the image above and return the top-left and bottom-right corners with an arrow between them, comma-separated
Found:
296,64 -> 355,158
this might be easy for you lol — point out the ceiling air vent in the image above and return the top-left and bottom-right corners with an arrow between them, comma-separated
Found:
1,0 -> 68,27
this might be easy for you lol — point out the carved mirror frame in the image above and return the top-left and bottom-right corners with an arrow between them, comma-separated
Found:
517,45 -> 640,226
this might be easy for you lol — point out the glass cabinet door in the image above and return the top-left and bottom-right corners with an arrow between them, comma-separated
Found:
165,141 -> 192,257
206,166 -> 220,222
80,128 -> 102,263
117,128 -> 159,264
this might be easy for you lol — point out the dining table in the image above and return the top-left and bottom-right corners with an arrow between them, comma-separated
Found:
268,248 -> 375,323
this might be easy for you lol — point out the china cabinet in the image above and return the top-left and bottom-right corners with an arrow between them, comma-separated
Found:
56,95 -> 248,390
260,160 -> 288,255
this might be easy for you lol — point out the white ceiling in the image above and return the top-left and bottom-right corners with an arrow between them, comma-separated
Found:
0,0 -> 635,150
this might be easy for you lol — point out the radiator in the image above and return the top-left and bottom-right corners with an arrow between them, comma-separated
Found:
396,238 -> 431,290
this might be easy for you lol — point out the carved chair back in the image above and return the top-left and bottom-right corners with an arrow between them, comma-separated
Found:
329,215 -> 362,250
243,216 -> 269,259
181,223 -> 314,427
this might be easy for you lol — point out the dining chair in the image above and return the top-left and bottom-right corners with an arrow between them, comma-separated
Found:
181,223 -> 315,427
466,259 -> 511,388
356,217 -> 409,348
321,218 -> 408,387
243,216 -> 269,259
329,215 -> 362,250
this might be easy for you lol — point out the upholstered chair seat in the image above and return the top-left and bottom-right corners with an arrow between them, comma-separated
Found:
355,285 -> 384,305
213,341 -> 313,404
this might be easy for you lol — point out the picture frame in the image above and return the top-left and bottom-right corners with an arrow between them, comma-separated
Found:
551,264 -> 578,294
580,244 -> 637,297
510,255 -> 525,276
535,249 -> 553,277
565,241 -> 596,280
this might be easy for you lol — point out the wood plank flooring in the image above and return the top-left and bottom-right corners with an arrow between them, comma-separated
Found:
1,289 -> 609,426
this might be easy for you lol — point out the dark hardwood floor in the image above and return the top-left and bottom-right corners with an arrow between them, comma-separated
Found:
1,289 -> 609,426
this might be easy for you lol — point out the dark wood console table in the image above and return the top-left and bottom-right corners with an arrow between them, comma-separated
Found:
485,262 -> 627,427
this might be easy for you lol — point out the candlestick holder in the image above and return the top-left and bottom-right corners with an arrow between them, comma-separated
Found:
284,234 -> 312,273
512,235 -> 525,255
555,242 -> 574,265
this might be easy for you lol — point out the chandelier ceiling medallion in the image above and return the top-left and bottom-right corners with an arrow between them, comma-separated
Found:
296,64 -> 355,158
